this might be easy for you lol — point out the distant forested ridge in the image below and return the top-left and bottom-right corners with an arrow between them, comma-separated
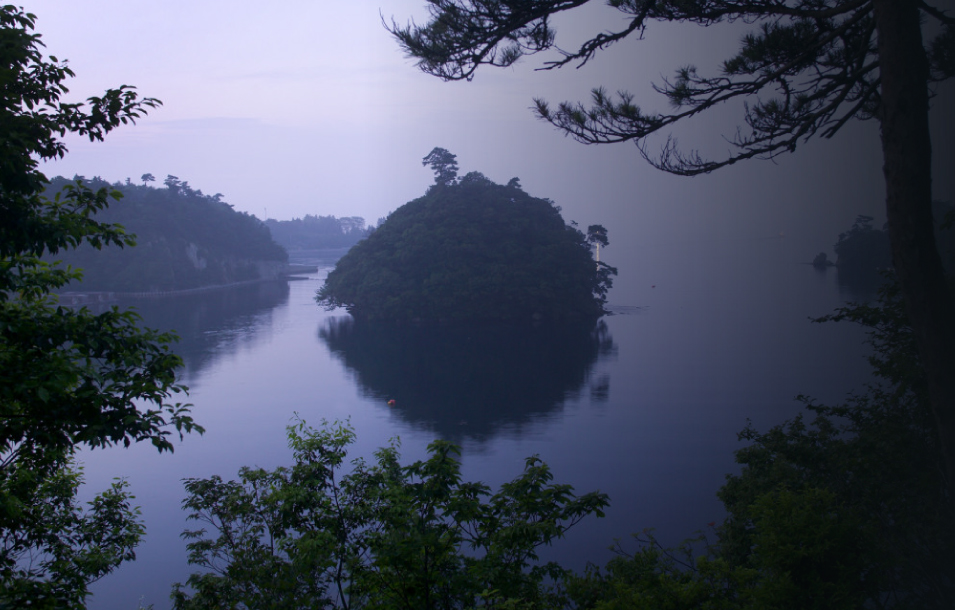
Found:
832,201 -> 954,284
265,215 -> 374,251
317,149 -> 616,323
46,175 -> 288,292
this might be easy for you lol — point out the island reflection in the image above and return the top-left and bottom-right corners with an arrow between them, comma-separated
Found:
114,280 -> 292,380
319,317 -> 617,444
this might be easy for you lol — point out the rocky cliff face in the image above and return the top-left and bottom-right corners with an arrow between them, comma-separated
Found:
254,260 -> 290,281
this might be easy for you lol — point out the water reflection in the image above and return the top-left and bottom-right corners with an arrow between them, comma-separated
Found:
834,268 -> 888,303
319,318 -> 617,444
114,280 -> 291,380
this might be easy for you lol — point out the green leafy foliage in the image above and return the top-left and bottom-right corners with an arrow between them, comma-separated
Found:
45,176 -> 288,293
173,419 -> 609,609
0,460 -> 144,610
316,158 -> 616,323
566,531 -> 758,610
0,5 -> 201,603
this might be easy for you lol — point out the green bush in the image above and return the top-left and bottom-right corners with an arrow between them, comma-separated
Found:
173,420 -> 608,609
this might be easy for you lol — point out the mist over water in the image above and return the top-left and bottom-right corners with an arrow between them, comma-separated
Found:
78,236 -> 873,610
8,3 -> 950,608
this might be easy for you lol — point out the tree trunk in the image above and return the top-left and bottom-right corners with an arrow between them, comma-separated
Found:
874,0 -> 955,504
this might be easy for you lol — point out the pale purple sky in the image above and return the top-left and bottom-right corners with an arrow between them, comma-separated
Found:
22,1 -> 955,297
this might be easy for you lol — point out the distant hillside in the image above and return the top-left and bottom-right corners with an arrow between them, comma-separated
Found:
833,202 -> 954,286
828,201 -> 955,301
265,215 -> 374,251
833,215 -> 892,281
46,175 -> 288,292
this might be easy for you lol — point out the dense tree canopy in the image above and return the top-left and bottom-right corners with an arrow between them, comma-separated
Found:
0,7 -> 199,605
46,176 -> 288,292
389,0 -> 955,504
421,146 -> 460,186
316,157 -> 616,323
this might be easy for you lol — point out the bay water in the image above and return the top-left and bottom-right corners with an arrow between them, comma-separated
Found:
78,236 -> 875,609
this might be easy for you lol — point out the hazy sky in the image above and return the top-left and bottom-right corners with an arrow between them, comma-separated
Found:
22,1 -> 955,292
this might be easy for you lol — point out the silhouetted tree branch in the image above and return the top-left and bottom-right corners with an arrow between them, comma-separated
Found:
388,0 -> 955,506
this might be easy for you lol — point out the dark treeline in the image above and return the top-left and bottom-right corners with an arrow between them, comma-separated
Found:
265,215 -> 375,251
45,175 -> 288,293
828,201 -> 955,286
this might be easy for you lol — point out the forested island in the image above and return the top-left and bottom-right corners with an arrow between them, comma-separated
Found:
45,175 -> 288,293
816,202 -> 954,287
316,149 -> 617,323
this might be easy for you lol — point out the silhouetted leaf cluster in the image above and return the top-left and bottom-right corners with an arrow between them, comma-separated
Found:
387,1 -> 954,174
173,420 -> 608,609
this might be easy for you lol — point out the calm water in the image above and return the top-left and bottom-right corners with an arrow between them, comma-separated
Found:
78,238 -> 875,609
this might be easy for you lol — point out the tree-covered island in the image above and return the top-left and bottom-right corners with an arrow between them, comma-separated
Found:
316,148 -> 617,323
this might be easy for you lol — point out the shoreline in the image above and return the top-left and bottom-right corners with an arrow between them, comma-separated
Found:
57,265 -> 320,305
